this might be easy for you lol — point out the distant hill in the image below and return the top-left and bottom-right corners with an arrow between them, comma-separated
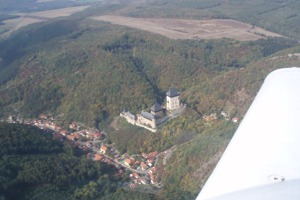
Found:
119,0 -> 300,40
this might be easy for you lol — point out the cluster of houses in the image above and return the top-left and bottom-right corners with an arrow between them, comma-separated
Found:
123,151 -> 158,169
203,111 -> 239,123
120,88 -> 182,132
129,166 -> 158,188
6,113 -> 162,189
30,115 -> 104,141
97,144 -> 160,187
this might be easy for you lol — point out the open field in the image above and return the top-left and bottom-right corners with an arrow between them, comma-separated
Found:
0,6 -> 89,38
93,15 -> 283,41
21,6 -> 90,18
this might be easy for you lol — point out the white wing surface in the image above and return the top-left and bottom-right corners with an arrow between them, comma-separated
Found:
196,67 -> 300,200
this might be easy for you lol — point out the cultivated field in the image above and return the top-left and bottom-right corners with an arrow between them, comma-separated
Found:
0,6 -> 89,38
93,15 -> 283,41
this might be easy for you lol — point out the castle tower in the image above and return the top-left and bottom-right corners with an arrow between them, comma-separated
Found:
151,103 -> 162,116
166,88 -> 180,111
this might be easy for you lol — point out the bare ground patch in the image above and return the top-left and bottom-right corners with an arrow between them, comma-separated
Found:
92,15 -> 283,41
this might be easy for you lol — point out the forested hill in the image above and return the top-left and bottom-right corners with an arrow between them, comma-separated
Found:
0,17 -> 298,127
0,123 -> 157,200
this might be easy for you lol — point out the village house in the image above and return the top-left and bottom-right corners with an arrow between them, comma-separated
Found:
94,154 -> 103,161
135,160 -> 140,165
67,133 -> 79,141
69,123 -> 77,129
55,125 -> 62,131
124,158 -> 134,167
203,113 -> 217,121
130,172 -> 140,179
100,145 -> 108,154
94,132 -> 102,139
147,157 -> 155,167
221,111 -> 230,120
232,117 -> 239,123
39,114 -> 48,119
114,163 -> 120,168
61,130 -> 69,136
148,167 -> 156,174
135,178 -> 142,184
148,151 -> 158,158
141,179 -> 148,185
141,162 -> 147,170
149,173 -> 157,184
142,153 -> 147,158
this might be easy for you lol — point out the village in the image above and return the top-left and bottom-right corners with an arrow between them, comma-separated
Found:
6,113 -> 163,190
3,88 -> 240,191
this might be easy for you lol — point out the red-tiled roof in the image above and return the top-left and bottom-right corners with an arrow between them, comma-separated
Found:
101,145 -> 107,151
141,162 -> 147,170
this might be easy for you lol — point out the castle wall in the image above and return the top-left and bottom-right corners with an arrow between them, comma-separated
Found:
138,115 -> 156,129
120,112 -> 136,125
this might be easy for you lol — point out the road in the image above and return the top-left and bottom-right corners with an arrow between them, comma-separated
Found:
16,120 -> 155,175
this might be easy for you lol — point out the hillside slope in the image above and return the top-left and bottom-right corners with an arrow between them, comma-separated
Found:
1,1 -> 300,199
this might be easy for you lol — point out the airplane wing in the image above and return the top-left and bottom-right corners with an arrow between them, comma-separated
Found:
196,67 -> 300,200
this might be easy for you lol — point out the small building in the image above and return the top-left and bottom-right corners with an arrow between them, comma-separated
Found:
221,111 -> 230,118
147,157 -> 155,167
100,145 -> 108,154
69,123 -> 78,129
124,158 -> 134,167
39,114 -> 48,119
141,179 -> 148,185
130,172 -> 140,179
61,130 -> 69,136
142,153 -> 148,158
166,88 -> 180,111
149,173 -> 157,184
148,167 -> 156,174
94,154 -> 103,161
94,132 -> 102,139
67,133 -> 79,141
141,162 -> 147,170
148,151 -> 158,159
232,117 -> 239,123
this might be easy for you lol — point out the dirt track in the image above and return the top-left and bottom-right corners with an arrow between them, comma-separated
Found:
93,15 -> 282,41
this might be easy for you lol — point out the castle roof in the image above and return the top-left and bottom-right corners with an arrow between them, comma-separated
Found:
166,88 -> 179,97
151,103 -> 161,112
141,111 -> 155,120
